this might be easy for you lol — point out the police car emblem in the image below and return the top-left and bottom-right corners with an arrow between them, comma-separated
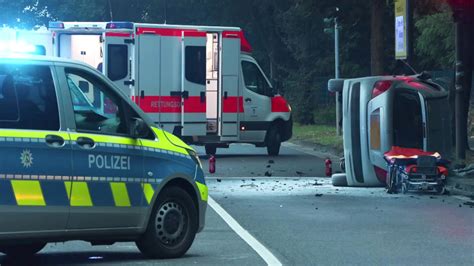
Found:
20,149 -> 33,168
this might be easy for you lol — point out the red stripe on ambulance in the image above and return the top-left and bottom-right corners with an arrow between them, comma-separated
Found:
136,27 -> 206,37
137,96 -> 206,113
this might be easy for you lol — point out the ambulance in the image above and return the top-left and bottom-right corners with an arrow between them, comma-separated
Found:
48,21 -> 293,155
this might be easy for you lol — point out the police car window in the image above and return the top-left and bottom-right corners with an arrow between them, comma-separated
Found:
0,64 -> 59,131
185,46 -> 206,85
241,61 -> 272,96
65,69 -> 128,136
107,44 -> 128,81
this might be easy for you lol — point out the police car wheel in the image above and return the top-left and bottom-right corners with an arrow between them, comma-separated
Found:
266,126 -> 281,156
0,242 -> 46,257
136,187 -> 197,259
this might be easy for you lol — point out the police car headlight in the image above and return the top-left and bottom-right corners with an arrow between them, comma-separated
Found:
187,149 -> 202,168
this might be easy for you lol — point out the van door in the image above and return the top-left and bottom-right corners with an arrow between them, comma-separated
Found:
135,33 -> 161,125
0,63 -> 71,233
61,67 -> 145,229
220,32 -> 241,140
181,32 -> 207,136
240,58 -> 272,141
103,31 -> 134,97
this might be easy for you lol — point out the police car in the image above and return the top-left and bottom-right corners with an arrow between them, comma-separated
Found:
0,53 -> 207,259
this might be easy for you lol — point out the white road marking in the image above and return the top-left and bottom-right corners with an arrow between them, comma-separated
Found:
208,196 -> 282,266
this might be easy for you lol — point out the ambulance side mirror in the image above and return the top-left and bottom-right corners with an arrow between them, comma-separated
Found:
130,118 -> 149,139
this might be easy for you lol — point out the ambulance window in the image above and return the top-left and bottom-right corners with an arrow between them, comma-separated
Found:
107,44 -> 128,81
370,108 -> 381,150
0,64 -> 59,131
241,61 -> 272,96
185,46 -> 206,85
65,68 -> 128,136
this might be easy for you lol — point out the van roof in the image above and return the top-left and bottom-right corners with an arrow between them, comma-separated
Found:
0,53 -> 94,68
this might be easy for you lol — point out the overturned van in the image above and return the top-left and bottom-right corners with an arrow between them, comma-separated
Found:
328,75 -> 452,187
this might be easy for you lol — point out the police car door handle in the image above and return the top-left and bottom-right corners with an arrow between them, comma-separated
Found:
76,137 -> 96,149
245,98 -> 252,103
45,134 -> 65,148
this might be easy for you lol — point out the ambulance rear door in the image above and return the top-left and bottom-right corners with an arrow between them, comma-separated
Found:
180,31 -> 207,136
103,30 -> 134,97
219,31 -> 241,141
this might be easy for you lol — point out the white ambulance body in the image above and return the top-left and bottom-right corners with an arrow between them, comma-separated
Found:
48,21 -> 292,155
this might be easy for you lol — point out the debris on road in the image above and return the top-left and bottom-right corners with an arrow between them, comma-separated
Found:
296,171 -> 304,175
265,171 -> 272,177
217,179 -> 222,182
241,183 -> 258,188
463,201 -> 474,207
315,193 -> 323,197
268,160 -> 275,164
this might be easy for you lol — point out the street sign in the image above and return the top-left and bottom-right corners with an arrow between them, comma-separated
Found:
395,0 -> 408,59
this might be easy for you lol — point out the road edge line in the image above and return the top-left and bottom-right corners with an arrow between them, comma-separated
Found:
208,196 -> 282,266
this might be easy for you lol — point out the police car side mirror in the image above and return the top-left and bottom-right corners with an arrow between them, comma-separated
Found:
130,118 -> 149,139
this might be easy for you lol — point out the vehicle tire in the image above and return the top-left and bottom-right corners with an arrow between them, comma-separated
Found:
266,126 -> 281,156
0,243 -> 46,257
436,185 -> 446,195
332,173 -> 348,187
136,187 -> 198,259
205,144 -> 217,155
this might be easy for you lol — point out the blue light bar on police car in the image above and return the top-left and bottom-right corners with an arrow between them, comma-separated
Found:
106,22 -> 134,29
48,21 -> 65,29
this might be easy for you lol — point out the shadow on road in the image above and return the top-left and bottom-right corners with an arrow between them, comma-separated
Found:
0,252 -> 201,265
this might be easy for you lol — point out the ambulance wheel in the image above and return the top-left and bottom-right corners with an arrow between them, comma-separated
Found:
136,187 -> 198,259
266,126 -> 281,156
0,242 -> 46,257
205,145 -> 217,155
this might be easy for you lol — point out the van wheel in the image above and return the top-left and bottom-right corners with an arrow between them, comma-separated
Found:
266,126 -> 281,156
136,187 -> 198,259
205,145 -> 217,155
0,243 -> 46,257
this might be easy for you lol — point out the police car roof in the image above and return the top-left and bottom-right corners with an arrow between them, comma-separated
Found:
0,53 -> 92,67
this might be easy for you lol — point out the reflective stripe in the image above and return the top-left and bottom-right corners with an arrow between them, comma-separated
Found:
142,183 -> 155,205
65,181 -> 93,207
196,182 -> 208,202
110,182 -> 131,207
11,180 -> 46,206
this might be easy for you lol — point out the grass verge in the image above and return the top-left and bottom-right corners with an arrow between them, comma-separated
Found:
291,123 -> 343,153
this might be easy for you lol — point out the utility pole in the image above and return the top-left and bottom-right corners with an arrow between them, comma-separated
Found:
324,7 -> 341,136
448,0 -> 474,163
334,13 -> 341,136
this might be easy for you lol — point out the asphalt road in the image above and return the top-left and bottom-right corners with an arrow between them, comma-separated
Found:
194,143 -> 332,178
1,143 -> 473,265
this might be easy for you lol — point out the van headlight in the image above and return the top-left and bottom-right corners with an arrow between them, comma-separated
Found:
187,149 -> 202,168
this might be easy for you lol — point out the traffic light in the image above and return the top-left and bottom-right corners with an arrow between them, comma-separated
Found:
323,7 -> 340,35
